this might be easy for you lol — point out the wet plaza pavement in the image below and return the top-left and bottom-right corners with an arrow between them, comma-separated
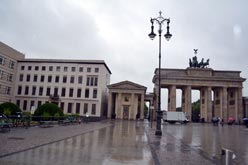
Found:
0,120 -> 248,165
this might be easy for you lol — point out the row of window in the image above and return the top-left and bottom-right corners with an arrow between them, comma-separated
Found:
16,100 -> 97,115
0,70 -> 13,82
0,85 -> 11,95
17,86 -> 98,99
0,56 -> 15,69
19,74 -> 98,86
20,65 -> 99,73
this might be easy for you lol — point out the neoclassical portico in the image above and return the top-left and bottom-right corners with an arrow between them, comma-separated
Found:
153,68 -> 246,123
107,81 -> 147,120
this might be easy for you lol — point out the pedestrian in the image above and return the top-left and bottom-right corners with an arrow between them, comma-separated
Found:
221,118 -> 224,127
78,117 -> 81,124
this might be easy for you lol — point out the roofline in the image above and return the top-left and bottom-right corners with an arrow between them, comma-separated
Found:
18,58 -> 112,74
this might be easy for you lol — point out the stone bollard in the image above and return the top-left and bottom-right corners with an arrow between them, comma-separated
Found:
221,148 -> 236,165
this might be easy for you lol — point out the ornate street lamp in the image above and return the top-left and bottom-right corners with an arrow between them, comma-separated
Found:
148,11 -> 172,136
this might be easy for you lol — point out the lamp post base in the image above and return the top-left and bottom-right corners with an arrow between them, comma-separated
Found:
155,130 -> 162,136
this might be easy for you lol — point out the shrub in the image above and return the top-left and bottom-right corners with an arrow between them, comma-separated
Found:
0,102 -> 21,116
34,103 -> 64,120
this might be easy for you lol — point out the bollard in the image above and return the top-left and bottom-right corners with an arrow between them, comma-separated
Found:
221,148 -> 236,165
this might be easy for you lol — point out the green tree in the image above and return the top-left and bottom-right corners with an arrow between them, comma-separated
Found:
34,103 -> 63,120
0,102 -> 21,116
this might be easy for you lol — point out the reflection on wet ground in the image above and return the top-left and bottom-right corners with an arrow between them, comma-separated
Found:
161,123 -> 248,164
1,120 -> 248,165
0,121 -> 154,165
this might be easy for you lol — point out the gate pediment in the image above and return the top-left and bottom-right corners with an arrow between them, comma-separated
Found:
108,81 -> 147,90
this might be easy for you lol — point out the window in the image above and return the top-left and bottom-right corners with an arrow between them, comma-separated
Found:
39,87 -> 43,96
42,66 -> 46,71
79,67 -> 83,72
76,103 -> 80,114
86,77 -> 90,86
33,75 -> 38,82
85,89 -> 89,98
90,77 -> 94,86
38,101 -> 42,107
26,74 -> 30,82
6,87 -> 11,95
17,86 -> 22,95
69,88 -> 74,97
84,103 -> 88,114
30,101 -> 35,110
35,66 -> 39,71
87,67 -> 91,72
49,66 -> 53,71
70,76 -> 74,83
94,77 -> 98,86
86,76 -> 98,86
0,56 -> 4,65
55,76 -> 59,83
46,87 -> 51,96
93,89 -> 97,98
19,74 -> 23,81
63,76 -> 67,83
16,100 -> 20,107
7,74 -> 13,82
54,87 -> 58,96
32,86 -> 36,95
9,61 -> 15,69
77,88 -> 81,98
28,66 -> 32,70
23,100 -> 27,111
61,88 -> 66,97
60,102 -> 64,110
25,86 -> 29,95
78,76 -> 83,84
21,66 -> 25,70
64,66 -> 68,72
95,68 -> 99,73
56,66 -> 60,72
67,103 -> 72,113
48,75 -> 52,83
40,75 -> 44,82
71,67 -> 76,72
0,70 -> 2,79
92,104 -> 96,115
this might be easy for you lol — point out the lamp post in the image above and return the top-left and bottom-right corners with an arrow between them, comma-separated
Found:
148,11 -> 172,136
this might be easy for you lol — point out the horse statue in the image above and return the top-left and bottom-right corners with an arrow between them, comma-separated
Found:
201,59 -> 209,68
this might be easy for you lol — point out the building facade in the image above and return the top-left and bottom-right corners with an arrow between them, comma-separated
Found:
14,59 -> 111,118
107,81 -> 147,120
0,42 -> 25,103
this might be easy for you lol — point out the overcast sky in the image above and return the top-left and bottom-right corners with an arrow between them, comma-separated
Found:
0,0 -> 247,108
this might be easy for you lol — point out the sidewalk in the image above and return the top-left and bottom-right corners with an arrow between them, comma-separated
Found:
0,120 -> 114,158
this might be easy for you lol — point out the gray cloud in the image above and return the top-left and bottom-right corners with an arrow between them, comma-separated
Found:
0,0 -> 247,108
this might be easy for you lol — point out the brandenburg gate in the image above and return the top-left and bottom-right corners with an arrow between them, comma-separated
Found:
152,60 -> 246,123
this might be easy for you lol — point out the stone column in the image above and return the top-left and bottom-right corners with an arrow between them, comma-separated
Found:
181,88 -> 186,113
131,93 -> 135,120
153,86 -> 158,120
200,88 -> 207,121
206,87 -> 212,122
140,93 -> 145,120
107,91 -> 112,118
169,85 -> 176,111
116,93 -> 122,119
185,86 -> 192,121
222,87 -> 228,122
237,88 -> 243,123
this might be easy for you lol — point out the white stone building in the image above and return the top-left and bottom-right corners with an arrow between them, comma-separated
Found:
0,42 -> 25,103
14,59 -> 111,119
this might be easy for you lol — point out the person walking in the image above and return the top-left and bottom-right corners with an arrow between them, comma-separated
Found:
220,118 -> 224,127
